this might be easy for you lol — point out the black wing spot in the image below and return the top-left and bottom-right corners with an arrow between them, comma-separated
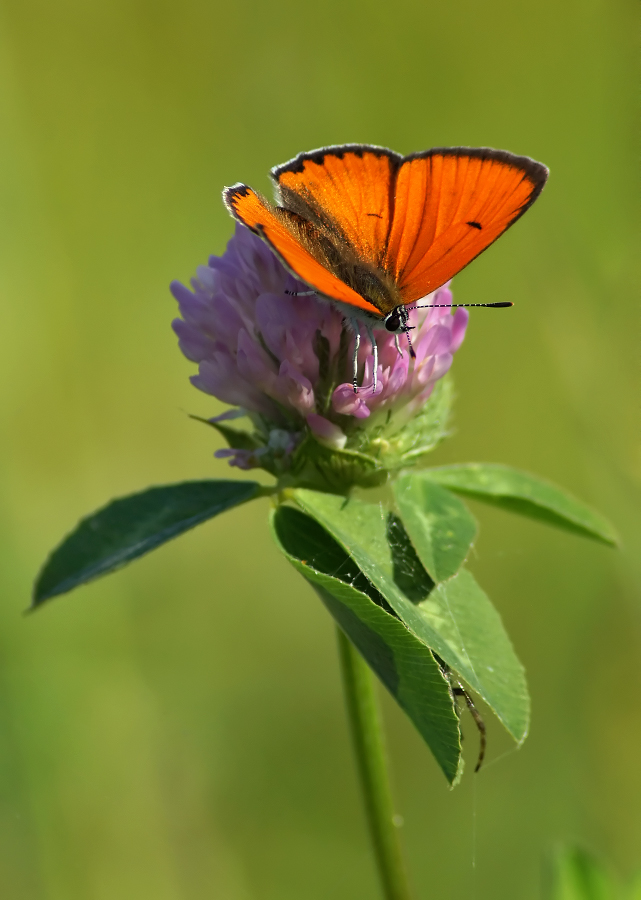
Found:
367,212 -> 383,218
467,221 -> 482,230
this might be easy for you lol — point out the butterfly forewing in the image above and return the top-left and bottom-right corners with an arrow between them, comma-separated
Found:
224,184 -> 380,314
384,149 -> 548,303
272,145 -> 400,268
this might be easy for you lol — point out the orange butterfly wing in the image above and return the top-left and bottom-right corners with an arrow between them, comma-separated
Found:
225,145 -> 548,314
384,148 -> 548,303
272,145 -> 400,267
224,183 -> 380,315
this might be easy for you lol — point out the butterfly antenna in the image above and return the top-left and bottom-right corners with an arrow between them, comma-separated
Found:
407,301 -> 513,310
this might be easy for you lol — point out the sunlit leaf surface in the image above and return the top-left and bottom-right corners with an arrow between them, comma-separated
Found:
271,504 -> 463,783
394,473 -> 477,582
424,464 -> 618,545
294,490 -> 529,743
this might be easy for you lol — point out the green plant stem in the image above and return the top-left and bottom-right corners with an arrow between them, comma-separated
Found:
336,626 -> 414,900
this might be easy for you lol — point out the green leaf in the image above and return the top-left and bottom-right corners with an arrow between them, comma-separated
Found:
293,489 -> 529,743
393,473 -> 477,582
270,505 -> 462,784
550,847 -> 614,900
392,372 -> 454,464
33,480 -> 262,606
347,372 -> 454,469
190,414 -> 264,452
423,463 -> 619,546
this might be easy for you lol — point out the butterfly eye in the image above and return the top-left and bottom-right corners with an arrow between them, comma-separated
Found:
384,311 -> 402,333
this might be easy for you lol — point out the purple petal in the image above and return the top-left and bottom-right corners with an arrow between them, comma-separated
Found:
214,448 -> 258,470
451,307 -> 469,352
193,354 -> 276,417
307,414 -> 348,449
332,384 -> 372,419
276,360 -> 315,415
236,328 -> 279,393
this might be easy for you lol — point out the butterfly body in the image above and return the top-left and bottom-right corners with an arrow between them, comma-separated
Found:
224,144 -> 548,386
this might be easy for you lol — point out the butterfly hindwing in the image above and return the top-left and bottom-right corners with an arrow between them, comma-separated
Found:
384,148 -> 548,303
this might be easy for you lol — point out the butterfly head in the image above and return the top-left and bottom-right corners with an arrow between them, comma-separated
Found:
382,306 -> 409,334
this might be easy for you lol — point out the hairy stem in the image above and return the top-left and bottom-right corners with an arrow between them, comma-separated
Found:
336,627 -> 414,900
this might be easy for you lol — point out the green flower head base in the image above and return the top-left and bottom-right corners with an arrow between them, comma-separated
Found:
171,224 -> 468,489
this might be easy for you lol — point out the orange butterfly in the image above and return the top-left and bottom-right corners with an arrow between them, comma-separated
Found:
224,144 -> 548,389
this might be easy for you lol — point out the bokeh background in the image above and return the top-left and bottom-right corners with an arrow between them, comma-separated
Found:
0,0 -> 638,897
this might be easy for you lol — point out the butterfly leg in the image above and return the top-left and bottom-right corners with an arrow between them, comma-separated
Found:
394,334 -> 403,357
349,319 -> 361,393
365,324 -> 378,394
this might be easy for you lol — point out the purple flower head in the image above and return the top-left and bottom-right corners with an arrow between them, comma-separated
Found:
172,224 -> 468,484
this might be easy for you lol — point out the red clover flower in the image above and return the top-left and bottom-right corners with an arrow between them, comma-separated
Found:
172,224 -> 468,487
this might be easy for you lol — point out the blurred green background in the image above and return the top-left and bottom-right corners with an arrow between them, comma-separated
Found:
0,0 -> 637,896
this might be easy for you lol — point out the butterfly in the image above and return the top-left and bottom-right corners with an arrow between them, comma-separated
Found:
224,144 -> 548,390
